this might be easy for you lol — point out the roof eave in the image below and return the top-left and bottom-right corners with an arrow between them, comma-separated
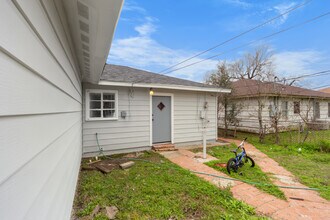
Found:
63,0 -> 123,84
98,80 -> 231,93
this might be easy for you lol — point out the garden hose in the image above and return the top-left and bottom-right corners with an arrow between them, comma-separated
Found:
95,133 -> 105,157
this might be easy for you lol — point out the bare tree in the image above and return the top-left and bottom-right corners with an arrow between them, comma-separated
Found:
268,77 -> 286,144
230,45 -> 276,143
205,62 -> 233,137
227,103 -> 243,137
297,98 -> 314,143
229,45 -> 275,80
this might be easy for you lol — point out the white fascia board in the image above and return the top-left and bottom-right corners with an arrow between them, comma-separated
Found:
98,80 -> 231,93
63,0 -> 124,84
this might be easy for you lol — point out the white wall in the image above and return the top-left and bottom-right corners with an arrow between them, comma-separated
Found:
82,84 -> 150,156
219,96 -> 330,133
170,90 -> 217,144
82,85 -> 217,156
0,1 -> 82,219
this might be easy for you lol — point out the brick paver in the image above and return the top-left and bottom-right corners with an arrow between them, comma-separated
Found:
160,140 -> 330,220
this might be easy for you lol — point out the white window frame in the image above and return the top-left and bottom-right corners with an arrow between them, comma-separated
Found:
85,89 -> 118,121
281,101 -> 288,119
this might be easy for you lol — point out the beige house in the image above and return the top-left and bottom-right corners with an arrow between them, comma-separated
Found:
218,79 -> 330,133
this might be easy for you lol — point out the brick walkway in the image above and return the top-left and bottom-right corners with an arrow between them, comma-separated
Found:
160,140 -> 330,220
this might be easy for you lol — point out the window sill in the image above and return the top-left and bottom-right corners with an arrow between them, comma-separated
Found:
86,117 -> 118,121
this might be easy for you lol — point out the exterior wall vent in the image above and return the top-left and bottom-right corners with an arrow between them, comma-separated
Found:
83,51 -> 90,58
77,1 -> 89,19
81,34 -> 89,43
82,44 -> 89,51
79,20 -> 89,33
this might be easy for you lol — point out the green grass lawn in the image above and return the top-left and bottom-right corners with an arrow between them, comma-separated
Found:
231,130 -> 330,200
192,145 -> 286,200
74,151 -> 265,219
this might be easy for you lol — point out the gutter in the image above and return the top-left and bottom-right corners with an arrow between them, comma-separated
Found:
98,80 -> 231,93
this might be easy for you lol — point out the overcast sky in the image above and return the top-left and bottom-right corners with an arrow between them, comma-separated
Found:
107,0 -> 330,89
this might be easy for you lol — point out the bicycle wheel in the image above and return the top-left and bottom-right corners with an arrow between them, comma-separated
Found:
226,158 -> 237,174
244,156 -> 255,167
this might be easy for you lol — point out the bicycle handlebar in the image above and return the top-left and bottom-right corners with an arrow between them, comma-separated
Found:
238,138 -> 247,149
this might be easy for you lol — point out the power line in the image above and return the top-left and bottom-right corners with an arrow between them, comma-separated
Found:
312,84 -> 330,90
284,70 -> 330,81
163,11 -> 330,75
158,0 -> 313,74
224,70 -> 330,92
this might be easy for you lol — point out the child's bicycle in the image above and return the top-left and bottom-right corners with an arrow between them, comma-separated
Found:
226,138 -> 255,174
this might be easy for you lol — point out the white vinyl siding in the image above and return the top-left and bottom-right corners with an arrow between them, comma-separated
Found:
82,84 -> 150,156
172,90 -> 217,143
0,1 -> 81,220
82,85 -> 218,156
219,97 -> 330,133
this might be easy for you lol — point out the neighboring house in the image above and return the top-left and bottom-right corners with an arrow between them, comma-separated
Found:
218,79 -> 330,133
0,1 -> 123,220
319,87 -> 330,94
83,64 -> 230,156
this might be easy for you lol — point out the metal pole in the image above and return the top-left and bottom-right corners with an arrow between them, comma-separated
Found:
203,128 -> 206,159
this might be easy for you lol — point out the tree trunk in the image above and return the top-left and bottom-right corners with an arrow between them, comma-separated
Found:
275,119 -> 279,144
258,100 -> 265,143
224,99 -> 228,137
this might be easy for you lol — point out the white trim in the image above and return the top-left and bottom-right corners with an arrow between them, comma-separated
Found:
85,89 -> 118,121
150,92 -> 174,145
99,80 -> 231,93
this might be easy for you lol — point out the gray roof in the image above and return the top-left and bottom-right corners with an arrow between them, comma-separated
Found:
101,64 -> 217,89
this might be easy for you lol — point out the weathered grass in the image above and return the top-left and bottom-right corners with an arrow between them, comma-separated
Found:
192,145 -> 286,200
74,151 -> 266,219
233,130 -> 330,200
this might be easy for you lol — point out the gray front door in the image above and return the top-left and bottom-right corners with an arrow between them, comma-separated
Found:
152,96 -> 171,143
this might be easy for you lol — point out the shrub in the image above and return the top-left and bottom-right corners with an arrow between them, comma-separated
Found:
319,140 -> 330,153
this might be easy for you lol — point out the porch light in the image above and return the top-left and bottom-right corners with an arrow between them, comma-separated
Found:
149,88 -> 154,95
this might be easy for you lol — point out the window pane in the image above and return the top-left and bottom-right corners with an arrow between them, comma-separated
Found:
315,102 -> 320,119
103,101 -> 115,109
90,110 -> 101,118
281,101 -> 288,118
90,101 -> 101,109
103,93 -> 115,100
103,110 -> 115,118
294,101 -> 300,114
90,93 -> 101,100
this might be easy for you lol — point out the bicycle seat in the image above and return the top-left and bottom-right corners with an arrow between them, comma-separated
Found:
230,149 -> 237,153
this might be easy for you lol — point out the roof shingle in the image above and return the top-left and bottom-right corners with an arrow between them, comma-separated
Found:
101,64 -> 218,89
231,79 -> 330,99
319,87 -> 330,94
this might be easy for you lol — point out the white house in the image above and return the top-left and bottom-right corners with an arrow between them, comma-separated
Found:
218,79 -> 330,133
82,64 -> 230,156
0,0 -> 122,219
0,1 -> 229,219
